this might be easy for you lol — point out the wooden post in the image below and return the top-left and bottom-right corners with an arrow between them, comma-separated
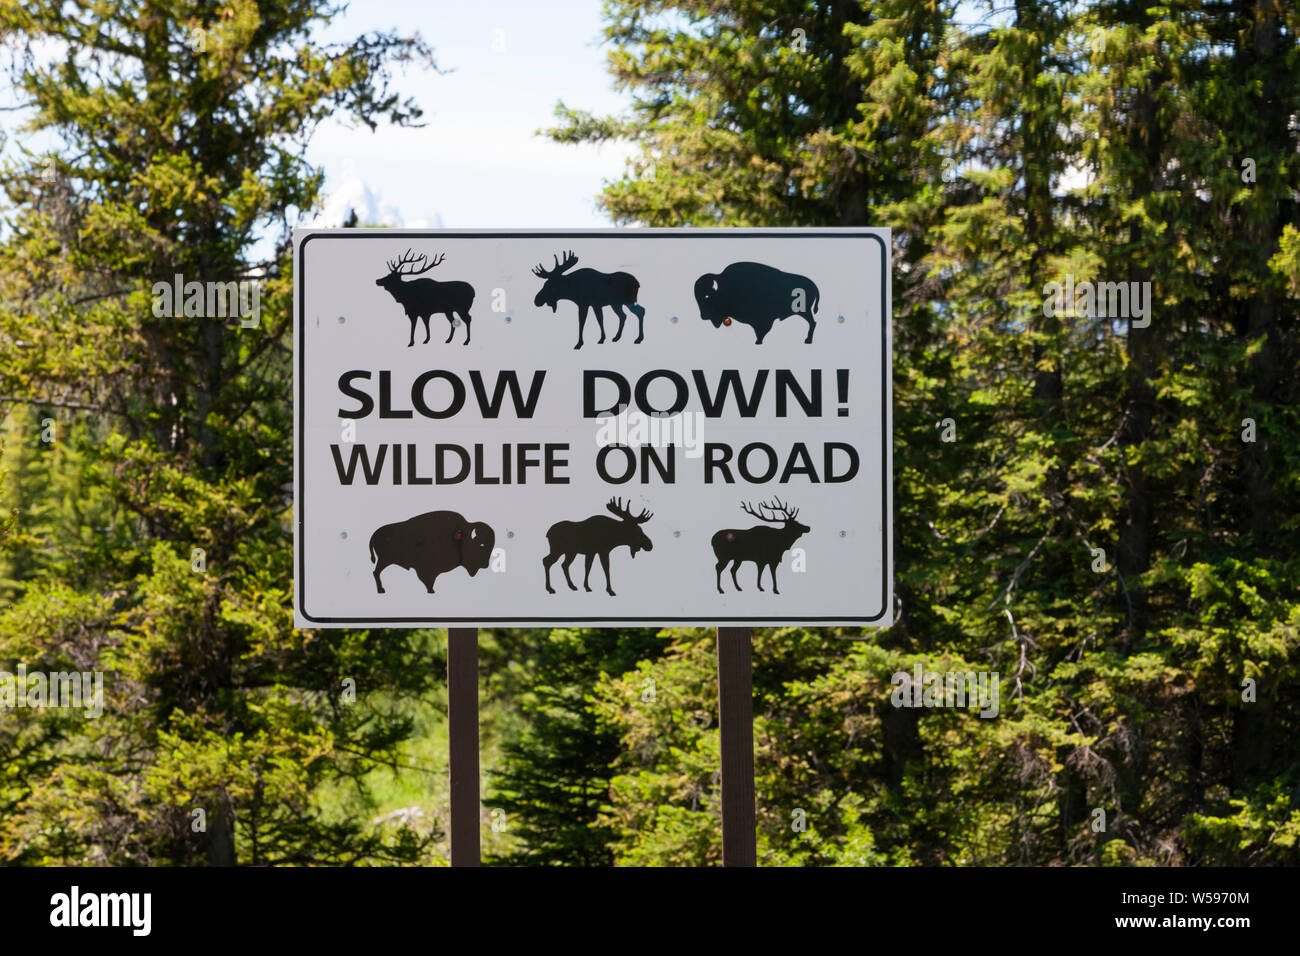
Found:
447,627 -> 480,867
716,626 -> 756,866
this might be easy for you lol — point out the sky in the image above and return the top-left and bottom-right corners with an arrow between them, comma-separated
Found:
0,2 -> 634,236
306,0 -> 635,229
0,2 -> 1075,233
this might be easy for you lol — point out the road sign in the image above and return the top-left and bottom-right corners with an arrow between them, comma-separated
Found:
294,228 -> 891,627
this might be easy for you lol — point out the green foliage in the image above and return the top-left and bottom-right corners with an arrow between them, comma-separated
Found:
533,0 -> 1300,866
483,627 -> 665,866
0,0 -> 441,865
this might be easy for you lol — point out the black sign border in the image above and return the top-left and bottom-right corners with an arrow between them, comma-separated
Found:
296,229 -> 890,626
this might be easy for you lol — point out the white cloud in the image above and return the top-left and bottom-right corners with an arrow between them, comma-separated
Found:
307,173 -> 444,228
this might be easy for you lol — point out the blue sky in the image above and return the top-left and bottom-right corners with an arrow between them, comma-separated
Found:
307,0 -> 634,228
0,2 -> 635,233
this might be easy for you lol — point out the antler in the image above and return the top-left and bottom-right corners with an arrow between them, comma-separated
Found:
764,496 -> 795,520
531,250 -> 579,279
607,497 -> 653,523
385,248 -> 442,275
740,500 -> 782,523
740,498 -> 798,522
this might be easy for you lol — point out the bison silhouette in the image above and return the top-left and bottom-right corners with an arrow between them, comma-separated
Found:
694,261 -> 820,344
369,510 -> 494,594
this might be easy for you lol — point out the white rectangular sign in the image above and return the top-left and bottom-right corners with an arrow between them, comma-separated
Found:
294,228 -> 891,627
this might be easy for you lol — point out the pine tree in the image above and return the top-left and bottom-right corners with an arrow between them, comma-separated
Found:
0,0 -> 443,865
559,0 -> 1300,866
483,627 -> 664,866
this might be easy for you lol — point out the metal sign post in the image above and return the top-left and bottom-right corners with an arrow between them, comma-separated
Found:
446,627 -> 480,866
717,626 -> 756,866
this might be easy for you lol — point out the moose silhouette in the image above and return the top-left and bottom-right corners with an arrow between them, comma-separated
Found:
694,261 -> 820,344
375,249 -> 476,346
532,250 -> 646,349
711,498 -> 809,594
369,510 -> 495,594
543,496 -> 653,596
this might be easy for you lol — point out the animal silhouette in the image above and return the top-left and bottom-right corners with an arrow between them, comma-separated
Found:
532,250 -> 646,349
369,510 -> 494,594
375,249 -> 475,346
711,498 -> 809,594
543,496 -> 653,596
694,261 -> 820,344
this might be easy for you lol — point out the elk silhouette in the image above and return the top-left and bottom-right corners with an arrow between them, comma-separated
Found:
543,496 -> 653,596
375,249 -> 475,346
532,250 -> 646,349
711,498 -> 809,594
